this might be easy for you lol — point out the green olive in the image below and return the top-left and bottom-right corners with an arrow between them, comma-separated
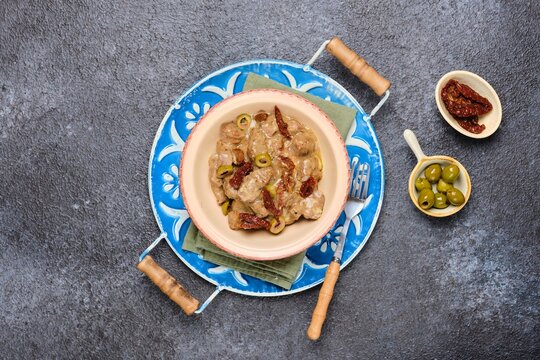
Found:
221,200 -> 231,215
442,164 -> 460,183
236,113 -> 252,130
424,164 -> 442,183
417,188 -> 435,210
216,165 -> 234,178
269,216 -> 285,234
265,184 -> 276,198
254,153 -> 272,167
415,177 -> 432,192
315,153 -> 323,171
433,193 -> 449,209
437,179 -> 453,194
446,188 -> 465,206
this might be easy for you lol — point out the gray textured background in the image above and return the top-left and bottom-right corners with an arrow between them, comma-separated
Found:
1,0 -> 539,359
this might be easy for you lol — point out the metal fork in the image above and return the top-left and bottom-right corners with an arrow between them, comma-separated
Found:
307,162 -> 370,341
334,162 -> 371,262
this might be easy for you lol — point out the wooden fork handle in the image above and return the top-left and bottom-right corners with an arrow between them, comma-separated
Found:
307,261 -> 341,341
137,255 -> 200,315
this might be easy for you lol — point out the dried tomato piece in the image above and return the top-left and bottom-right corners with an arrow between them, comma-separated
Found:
300,176 -> 317,198
277,156 -> 295,192
281,173 -> 293,192
456,116 -> 486,134
274,105 -> 291,139
229,162 -> 253,190
441,79 -> 493,118
278,156 -> 295,171
239,213 -> 270,230
456,82 -> 492,112
262,188 -> 281,217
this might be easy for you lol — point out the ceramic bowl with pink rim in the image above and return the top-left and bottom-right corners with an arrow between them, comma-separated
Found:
180,89 -> 350,261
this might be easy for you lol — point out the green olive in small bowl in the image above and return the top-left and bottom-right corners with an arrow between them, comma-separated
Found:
404,129 -> 471,217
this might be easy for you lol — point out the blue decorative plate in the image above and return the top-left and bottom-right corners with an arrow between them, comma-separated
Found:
148,59 -> 384,296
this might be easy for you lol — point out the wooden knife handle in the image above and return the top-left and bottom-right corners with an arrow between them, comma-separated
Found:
326,36 -> 391,96
307,261 -> 341,341
137,255 -> 200,315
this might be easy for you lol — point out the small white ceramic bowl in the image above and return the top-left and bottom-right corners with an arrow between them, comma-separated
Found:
435,70 -> 502,139
404,129 -> 471,217
180,89 -> 350,261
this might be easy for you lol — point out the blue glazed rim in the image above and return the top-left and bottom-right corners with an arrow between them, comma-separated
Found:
147,59 -> 385,297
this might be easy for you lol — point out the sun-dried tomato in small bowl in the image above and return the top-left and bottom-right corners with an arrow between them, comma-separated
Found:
435,71 -> 502,139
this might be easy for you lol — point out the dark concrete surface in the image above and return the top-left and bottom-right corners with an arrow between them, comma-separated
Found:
1,0 -> 539,358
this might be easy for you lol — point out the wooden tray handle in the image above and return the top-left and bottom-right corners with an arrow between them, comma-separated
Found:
137,255 -> 200,315
326,37 -> 391,96
307,261 -> 341,341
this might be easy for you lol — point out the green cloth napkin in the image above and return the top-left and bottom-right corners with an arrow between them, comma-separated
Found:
182,73 -> 357,290
183,224 -> 306,289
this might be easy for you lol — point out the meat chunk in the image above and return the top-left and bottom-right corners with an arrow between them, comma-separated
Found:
299,190 -> 325,219
290,131 -> 317,156
282,193 -> 304,224
220,121 -> 245,144
284,190 -> 325,222
296,156 -> 321,182
247,127 -> 268,160
260,116 -> 278,137
248,197 -> 270,218
266,135 -> 283,157
208,152 -> 233,204
238,167 -> 273,203
231,199 -> 251,213
286,119 -> 303,136
269,161 -> 284,184
217,138 -> 248,154
227,211 -> 243,230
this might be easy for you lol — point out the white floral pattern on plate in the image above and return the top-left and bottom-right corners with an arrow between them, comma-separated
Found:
162,164 -> 180,199
185,102 -> 210,130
